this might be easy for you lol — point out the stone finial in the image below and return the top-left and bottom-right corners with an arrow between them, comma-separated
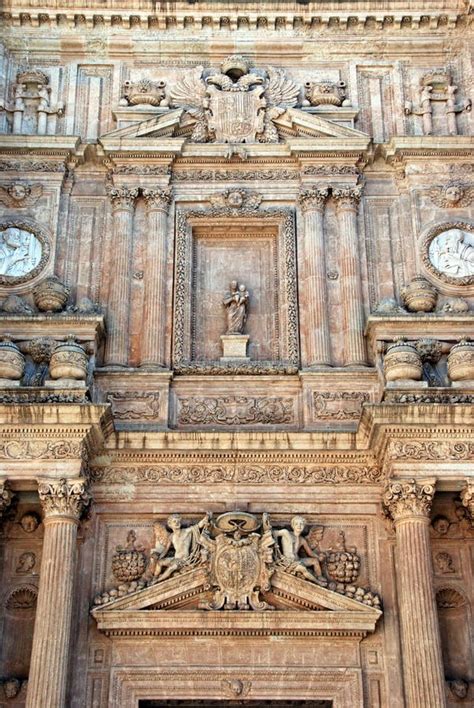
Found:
107,186 -> 139,211
332,185 -> 362,212
383,478 -> 436,521
142,186 -> 172,212
298,186 -> 329,212
37,477 -> 91,520
0,480 -> 13,518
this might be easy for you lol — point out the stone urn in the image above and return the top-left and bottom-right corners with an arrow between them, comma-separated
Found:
0,336 -> 25,381
49,336 -> 88,380
33,276 -> 70,312
384,338 -> 423,381
304,80 -> 346,106
400,275 -> 437,313
448,338 -> 474,381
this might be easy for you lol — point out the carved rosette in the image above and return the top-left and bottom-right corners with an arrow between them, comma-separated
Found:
142,187 -> 172,213
332,186 -> 362,212
37,477 -> 91,521
0,480 -> 13,517
298,186 -> 329,213
383,478 -> 436,522
107,186 -> 139,212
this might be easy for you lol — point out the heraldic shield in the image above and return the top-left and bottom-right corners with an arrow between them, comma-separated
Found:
207,85 -> 266,143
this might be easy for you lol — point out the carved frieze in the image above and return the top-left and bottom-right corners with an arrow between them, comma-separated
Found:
0,440 -> 83,459
177,396 -> 294,426
90,463 -> 382,485
172,168 -> 299,182
387,440 -> 474,461
0,160 -> 65,173
313,392 -> 369,421
106,392 -> 161,420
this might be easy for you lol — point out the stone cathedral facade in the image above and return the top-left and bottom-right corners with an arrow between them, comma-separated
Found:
0,0 -> 473,706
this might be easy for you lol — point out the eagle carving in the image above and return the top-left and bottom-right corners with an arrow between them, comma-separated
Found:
170,55 -> 300,144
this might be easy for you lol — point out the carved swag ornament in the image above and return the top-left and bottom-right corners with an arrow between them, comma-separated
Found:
94,512 -> 381,611
170,55 -> 299,143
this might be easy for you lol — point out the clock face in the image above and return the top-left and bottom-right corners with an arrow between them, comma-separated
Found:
428,228 -> 474,280
0,227 -> 43,279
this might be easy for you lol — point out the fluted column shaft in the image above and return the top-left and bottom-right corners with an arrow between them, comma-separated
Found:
298,187 -> 331,366
105,187 -> 138,366
140,188 -> 172,367
383,479 -> 446,708
27,479 -> 90,708
333,186 -> 367,366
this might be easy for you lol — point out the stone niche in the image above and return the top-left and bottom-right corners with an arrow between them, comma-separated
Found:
173,210 -> 298,369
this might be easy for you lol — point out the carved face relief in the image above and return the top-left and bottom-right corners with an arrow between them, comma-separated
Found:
0,227 -> 42,278
20,512 -> 40,533
431,515 -> 450,536
7,183 -> 29,201
428,228 -> 474,279
16,551 -> 36,574
227,190 -> 244,208
445,185 -> 464,205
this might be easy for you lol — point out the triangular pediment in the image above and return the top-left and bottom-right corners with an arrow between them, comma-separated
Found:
92,567 -> 381,638
99,106 -> 370,154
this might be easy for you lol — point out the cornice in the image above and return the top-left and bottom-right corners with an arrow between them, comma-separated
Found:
382,136 -> 474,161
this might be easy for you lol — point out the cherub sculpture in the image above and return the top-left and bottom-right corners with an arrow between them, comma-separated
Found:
148,512 -> 211,582
273,516 -> 327,586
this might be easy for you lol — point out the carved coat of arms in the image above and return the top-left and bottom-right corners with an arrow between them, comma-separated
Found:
170,55 -> 299,144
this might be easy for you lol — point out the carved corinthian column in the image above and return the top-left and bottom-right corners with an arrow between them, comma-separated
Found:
383,479 -> 446,708
298,186 -> 331,366
105,186 -> 139,366
27,478 -> 90,708
140,187 -> 172,367
332,186 -> 367,366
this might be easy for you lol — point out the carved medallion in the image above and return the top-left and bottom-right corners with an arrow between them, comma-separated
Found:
421,221 -> 474,287
0,220 -> 50,285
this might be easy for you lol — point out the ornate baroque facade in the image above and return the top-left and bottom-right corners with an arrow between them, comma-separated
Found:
0,1 -> 473,706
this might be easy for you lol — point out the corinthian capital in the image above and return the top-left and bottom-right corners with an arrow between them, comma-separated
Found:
38,477 -> 91,521
298,186 -> 329,213
332,185 -> 362,212
383,478 -> 436,522
142,186 -> 172,212
0,480 -> 13,518
107,186 -> 139,211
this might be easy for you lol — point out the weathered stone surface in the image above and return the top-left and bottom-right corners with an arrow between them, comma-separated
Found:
0,1 -> 472,707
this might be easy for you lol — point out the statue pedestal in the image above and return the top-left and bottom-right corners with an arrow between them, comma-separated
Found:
220,334 -> 250,362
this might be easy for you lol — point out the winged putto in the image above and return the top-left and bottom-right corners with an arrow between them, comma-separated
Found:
170,55 -> 300,144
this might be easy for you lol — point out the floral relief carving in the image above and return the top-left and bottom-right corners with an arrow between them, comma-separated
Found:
177,396 -> 294,426
312,392 -> 369,421
142,186 -> 172,212
106,392 -> 161,420
0,440 -> 83,460
37,477 -> 91,519
173,168 -> 299,182
298,186 -> 329,213
0,160 -> 65,173
386,440 -> 474,461
106,186 -> 139,211
90,464 -> 382,485
382,478 -> 436,520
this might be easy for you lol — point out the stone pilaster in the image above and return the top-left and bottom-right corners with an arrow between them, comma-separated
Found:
104,186 -> 139,366
140,187 -> 172,367
460,479 -> 474,518
26,478 -> 90,708
383,478 -> 446,708
332,186 -> 367,366
298,186 -> 331,366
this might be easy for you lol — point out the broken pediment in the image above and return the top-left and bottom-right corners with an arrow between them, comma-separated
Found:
92,566 -> 381,638
92,511 -> 381,638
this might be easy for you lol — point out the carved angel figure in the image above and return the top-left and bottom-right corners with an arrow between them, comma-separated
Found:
273,516 -> 327,586
429,182 -> 474,209
0,183 -> 42,208
170,55 -> 299,144
148,512 -> 211,582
